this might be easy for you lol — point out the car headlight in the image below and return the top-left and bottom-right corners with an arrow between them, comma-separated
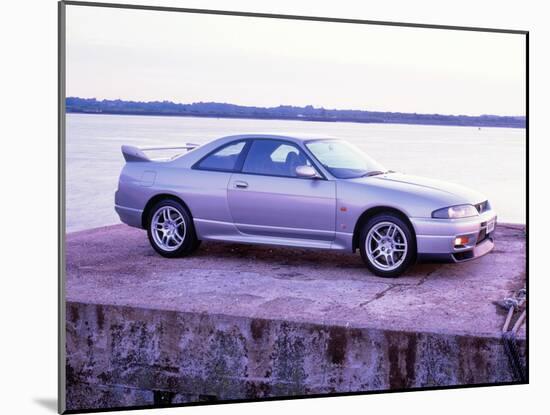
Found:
432,204 -> 478,219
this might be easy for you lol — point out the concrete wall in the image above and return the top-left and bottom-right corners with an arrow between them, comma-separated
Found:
65,301 -> 524,411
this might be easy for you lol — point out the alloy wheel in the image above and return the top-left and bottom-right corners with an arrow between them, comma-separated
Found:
365,221 -> 408,271
151,206 -> 187,251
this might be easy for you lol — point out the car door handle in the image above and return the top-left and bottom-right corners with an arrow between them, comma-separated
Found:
234,180 -> 248,189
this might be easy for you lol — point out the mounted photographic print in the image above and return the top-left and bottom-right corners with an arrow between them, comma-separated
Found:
58,1 -> 528,413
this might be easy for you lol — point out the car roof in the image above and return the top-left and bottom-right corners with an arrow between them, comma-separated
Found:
216,133 -> 341,144
172,133 -> 343,168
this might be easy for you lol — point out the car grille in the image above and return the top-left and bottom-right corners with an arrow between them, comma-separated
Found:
475,200 -> 489,214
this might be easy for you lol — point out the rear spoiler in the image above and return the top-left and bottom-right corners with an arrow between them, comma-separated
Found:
121,143 -> 200,162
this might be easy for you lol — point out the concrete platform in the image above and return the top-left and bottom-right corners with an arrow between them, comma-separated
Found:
65,223 -> 526,411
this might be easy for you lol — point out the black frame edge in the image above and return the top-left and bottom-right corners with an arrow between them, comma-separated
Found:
58,1 -> 67,414
63,0 -> 528,35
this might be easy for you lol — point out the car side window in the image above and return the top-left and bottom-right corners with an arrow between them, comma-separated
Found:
197,141 -> 247,172
270,144 -> 299,163
242,140 -> 313,177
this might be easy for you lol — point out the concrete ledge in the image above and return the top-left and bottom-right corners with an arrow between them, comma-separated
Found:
65,224 -> 526,411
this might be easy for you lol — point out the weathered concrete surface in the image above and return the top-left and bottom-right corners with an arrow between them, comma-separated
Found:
65,224 -> 526,411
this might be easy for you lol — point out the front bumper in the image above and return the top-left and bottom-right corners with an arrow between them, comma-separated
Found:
411,209 -> 497,263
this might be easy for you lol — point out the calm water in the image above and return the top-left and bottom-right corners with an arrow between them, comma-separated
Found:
66,114 -> 526,232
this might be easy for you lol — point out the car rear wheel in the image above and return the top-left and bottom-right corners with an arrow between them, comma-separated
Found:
147,199 -> 201,258
359,213 -> 416,278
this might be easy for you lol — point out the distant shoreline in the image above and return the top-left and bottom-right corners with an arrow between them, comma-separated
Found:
66,97 -> 526,129
66,110 -> 526,129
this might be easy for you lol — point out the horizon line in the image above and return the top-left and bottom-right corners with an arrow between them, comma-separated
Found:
66,96 -> 526,119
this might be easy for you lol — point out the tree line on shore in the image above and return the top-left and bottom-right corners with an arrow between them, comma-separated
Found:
66,97 -> 526,128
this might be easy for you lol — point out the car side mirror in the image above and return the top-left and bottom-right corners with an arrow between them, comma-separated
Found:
296,165 -> 320,179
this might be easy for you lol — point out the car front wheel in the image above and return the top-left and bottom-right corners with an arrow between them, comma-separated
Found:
359,213 -> 416,278
146,199 -> 201,258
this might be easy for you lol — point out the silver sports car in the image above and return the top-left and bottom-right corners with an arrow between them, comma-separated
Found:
115,134 -> 497,277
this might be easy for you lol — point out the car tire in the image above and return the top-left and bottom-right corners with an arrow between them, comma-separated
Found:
146,199 -> 201,258
359,213 -> 416,278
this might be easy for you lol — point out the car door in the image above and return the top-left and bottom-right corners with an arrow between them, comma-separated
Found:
227,139 -> 336,242
188,139 -> 249,235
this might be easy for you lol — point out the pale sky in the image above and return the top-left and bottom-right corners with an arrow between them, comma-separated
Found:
66,5 -> 526,116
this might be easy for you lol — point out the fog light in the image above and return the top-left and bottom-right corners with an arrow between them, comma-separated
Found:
454,236 -> 469,246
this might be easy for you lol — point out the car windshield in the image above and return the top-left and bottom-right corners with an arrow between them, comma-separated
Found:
305,140 -> 386,179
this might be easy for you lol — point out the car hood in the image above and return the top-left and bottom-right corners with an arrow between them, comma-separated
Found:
350,172 -> 487,206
